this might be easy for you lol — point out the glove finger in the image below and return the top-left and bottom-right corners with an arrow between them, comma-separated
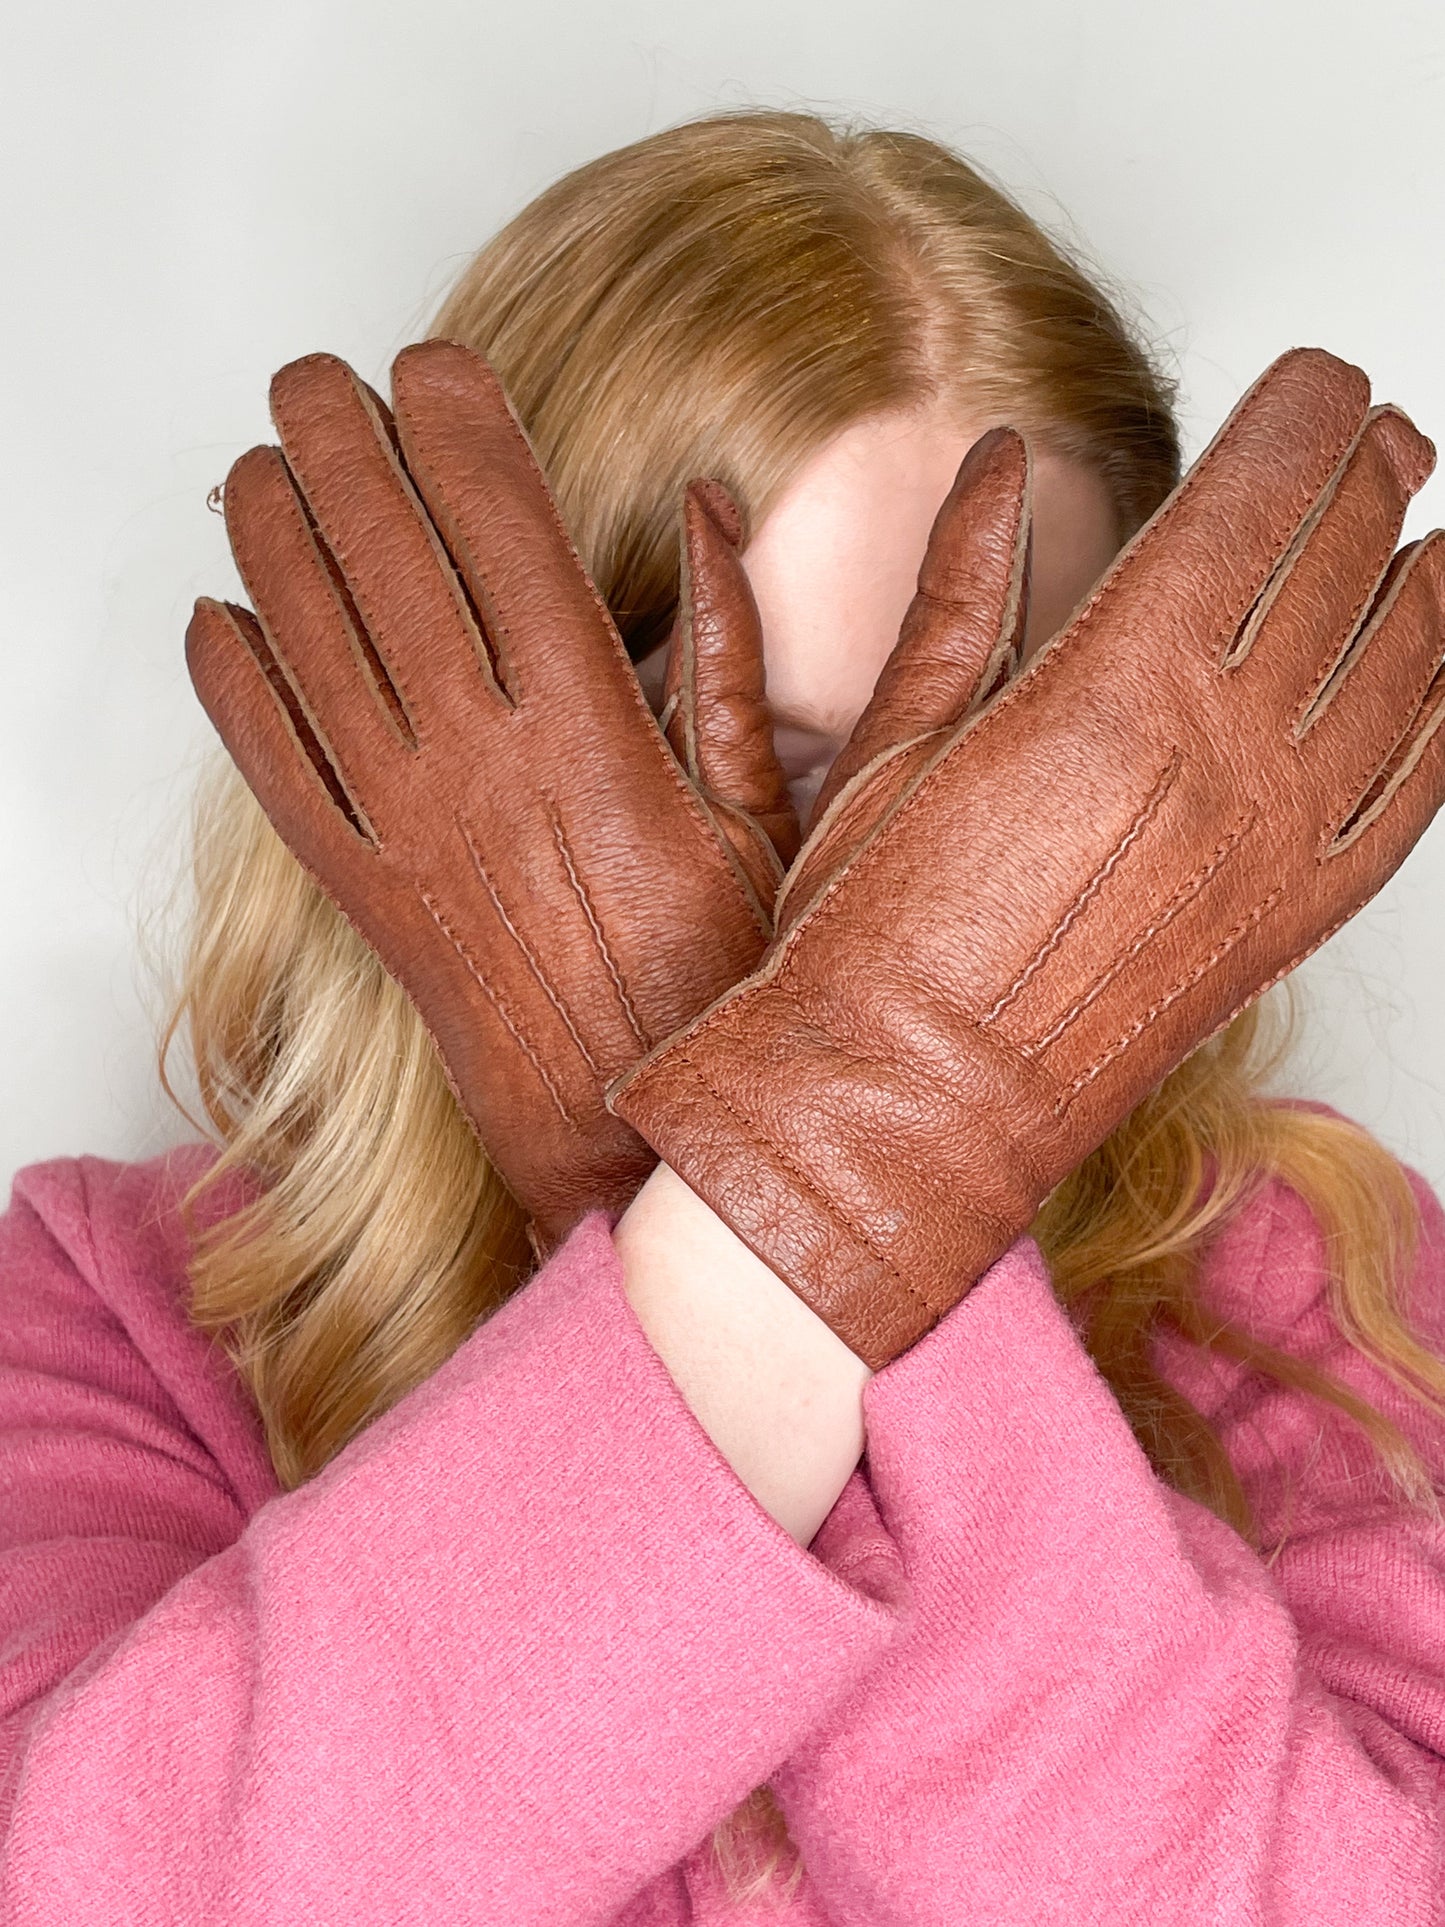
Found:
222,444 -> 413,803
269,351 -> 506,727
1230,404 -> 1433,713
389,339 -> 636,718
1259,588 -> 1445,1048
1311,530 -> 1445,844
662,479 -> 800,880
804,425 -> 1032,834
1055,349 -> 1371,686
186,594 -> 382,866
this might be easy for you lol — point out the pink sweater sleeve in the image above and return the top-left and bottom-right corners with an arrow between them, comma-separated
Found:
0,1151 -> 904,1925
762,1162 -> 1445,1924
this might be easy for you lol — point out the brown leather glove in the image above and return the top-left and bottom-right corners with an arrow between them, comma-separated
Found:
185,340 -> 803,1249
607,348 -> 1445,1370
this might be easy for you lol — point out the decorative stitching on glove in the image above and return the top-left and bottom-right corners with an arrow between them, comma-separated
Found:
1024,807 -> 1258,1057
980,751 -> 1180,1028
1332,675 -> 1445,847
762,375 -> 1358,960
459,815 -> 603,1073
417,884 -> 576,1125
547,802 -> 648,1049
1286,531 -> 1404,733
1054,883 -> 1286,1112
274,375 -> 429,735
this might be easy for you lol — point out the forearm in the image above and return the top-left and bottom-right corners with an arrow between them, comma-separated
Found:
0,1170 -> 902,1923
612,1163 -> 872,1547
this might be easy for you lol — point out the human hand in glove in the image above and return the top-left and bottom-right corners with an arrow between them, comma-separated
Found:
186,340 -> 1014,1255
607,348 -> 1445,1369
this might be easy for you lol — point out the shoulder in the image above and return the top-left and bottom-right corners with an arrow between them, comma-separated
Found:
1199,1098 -> 1445,1351
4,1133 -> 275,1441
1142,1101 -> 1445,1469
5,1142 -> 230,1313
1,1143 -> 277,1502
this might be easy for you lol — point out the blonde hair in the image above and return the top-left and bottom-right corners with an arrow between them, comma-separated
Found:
162,110 -> 1445,1908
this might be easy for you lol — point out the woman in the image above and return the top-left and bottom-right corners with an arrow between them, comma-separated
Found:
2,107 -> 1444,1922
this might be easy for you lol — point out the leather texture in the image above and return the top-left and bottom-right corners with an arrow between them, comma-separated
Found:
608,348 -> 1445,1370
185,337 -> 1029,1249
186,340 -> 801,1248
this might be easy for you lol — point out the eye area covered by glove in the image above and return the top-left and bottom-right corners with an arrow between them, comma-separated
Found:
608,347 -> 1445,1370
186,341 -> 804,1250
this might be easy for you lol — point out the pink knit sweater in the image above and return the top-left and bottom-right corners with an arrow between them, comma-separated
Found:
1,1129 -> 1443,1924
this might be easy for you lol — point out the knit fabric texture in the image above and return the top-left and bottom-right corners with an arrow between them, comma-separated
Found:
1,1127 -> 1443,1923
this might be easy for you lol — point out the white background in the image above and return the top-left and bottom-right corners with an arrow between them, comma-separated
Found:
2,0 -> 1442,1200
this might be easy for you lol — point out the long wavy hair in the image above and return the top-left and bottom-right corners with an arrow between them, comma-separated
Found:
160,109 -> 1445,1907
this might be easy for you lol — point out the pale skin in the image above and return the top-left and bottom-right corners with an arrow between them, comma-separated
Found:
618,400 -> 1122,1549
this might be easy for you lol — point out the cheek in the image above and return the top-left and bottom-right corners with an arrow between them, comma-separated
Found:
762,623 -> 899,740
1022,470 -> 1122,656
745,550 -> 922,739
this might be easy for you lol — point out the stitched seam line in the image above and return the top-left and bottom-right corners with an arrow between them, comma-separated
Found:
477,390 -> 755,850
276,377 -> 447,730
699,787 -> 784,894
1288,547 -> 1396,734
245,463 -> 416,739
1187,901 -> 1359,1049
1325,641 -> 1445,824
980,752 -> 1181,1029
459,817 -> 601,1075
890,378 -> 1360,791
764,379 -> 1356,951
661,382 -> 1353,1087
1023,809 -> 1257,1058
739,393 -> 1356,1017
548,805 -> 648,1050
661,1049 -> 954,1320
416,886 -> 575,1124
231,604 -> 383,843
397,363 -> 758,926
1054,884 -> 1286,1113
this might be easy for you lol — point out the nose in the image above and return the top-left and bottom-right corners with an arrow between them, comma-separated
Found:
772,721 -> 846,829
786,764 -> 831,823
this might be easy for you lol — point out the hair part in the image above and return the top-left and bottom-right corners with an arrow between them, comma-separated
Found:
428,110 -> 1179,659
163,108 -> 1445,1908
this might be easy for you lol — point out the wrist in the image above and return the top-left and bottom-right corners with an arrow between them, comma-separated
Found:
612,1162 -> 872,1547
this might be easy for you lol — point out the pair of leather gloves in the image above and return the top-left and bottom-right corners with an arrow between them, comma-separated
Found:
187,341 -> 1445,1372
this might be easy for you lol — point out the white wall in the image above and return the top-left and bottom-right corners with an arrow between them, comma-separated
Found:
2,0 -> 1443,1198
